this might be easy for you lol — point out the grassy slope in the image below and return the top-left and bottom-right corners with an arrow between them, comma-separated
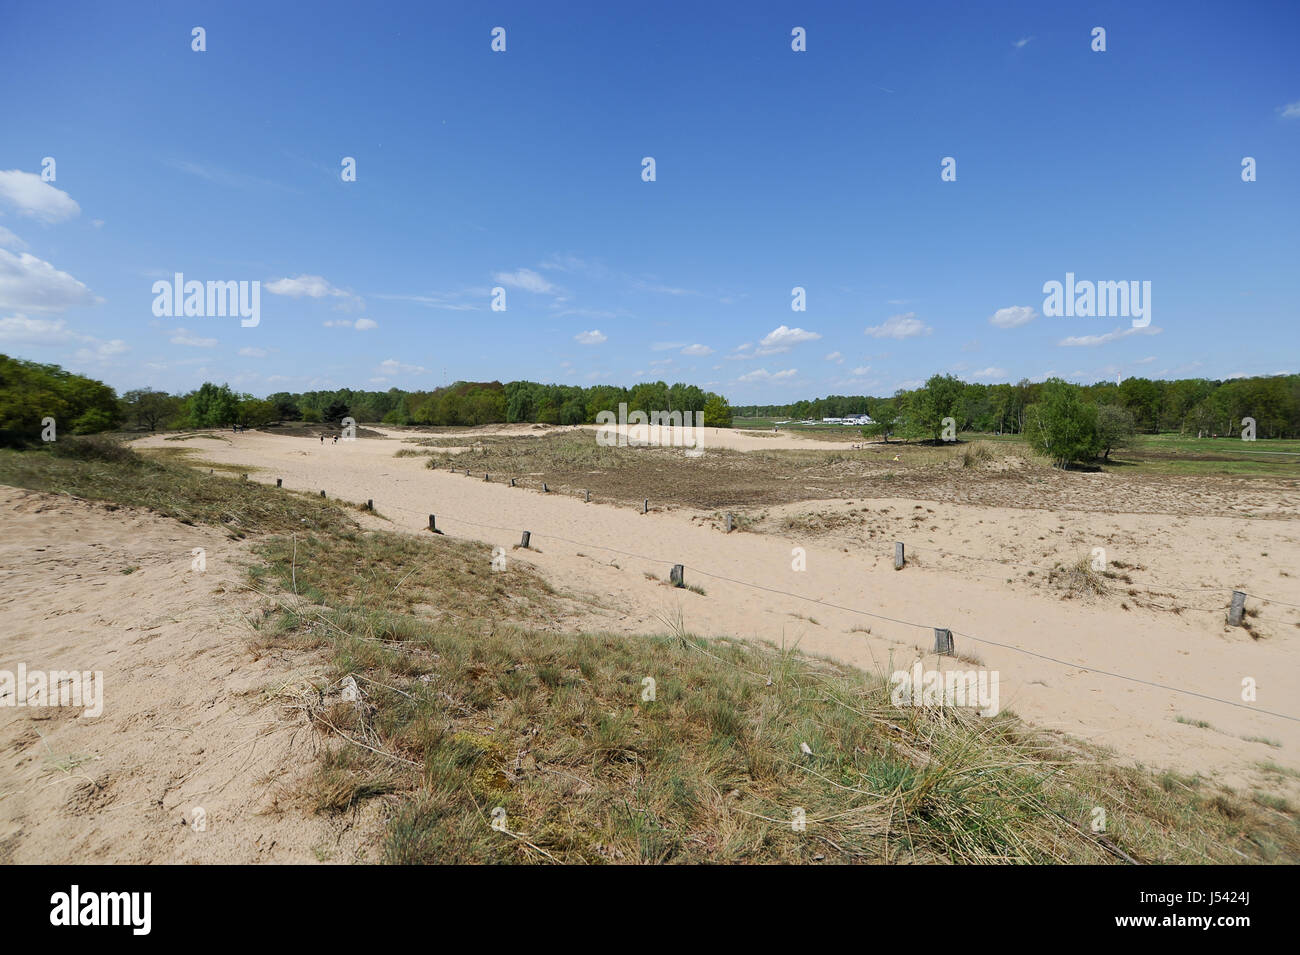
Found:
1,438 -> 1296,864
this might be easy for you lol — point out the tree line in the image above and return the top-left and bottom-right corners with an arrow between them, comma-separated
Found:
739,373 -> 1300,442
0,356 -> 736,444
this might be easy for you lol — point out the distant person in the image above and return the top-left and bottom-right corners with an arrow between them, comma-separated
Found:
332,434 -> 338,445
320,434 -> 324,444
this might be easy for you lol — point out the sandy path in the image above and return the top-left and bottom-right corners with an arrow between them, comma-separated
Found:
136,429 -> 1300,796
0,488 -> 377,863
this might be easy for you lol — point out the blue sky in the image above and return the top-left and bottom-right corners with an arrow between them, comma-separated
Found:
1,0 -> 1297,402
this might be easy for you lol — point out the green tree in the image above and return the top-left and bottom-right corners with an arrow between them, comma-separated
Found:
701,394 -> 732,428
1024,379 -> 1101,468
1095,404 -> 1135,461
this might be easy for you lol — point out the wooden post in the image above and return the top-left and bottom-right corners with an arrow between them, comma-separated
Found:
276,478 -> 282,487
725,513 -> 734,533
669,564 -> 684,588
510,478 -> 516,487
542,482 -> 549,493
520,531 -> 531,549
428,514 -> 443,534
320,490 -> 326,498
643,499 -> 649,514
894,542 -> 905,570
485,473 -> 490,482
934,628 -> 954,655
585,489 -> 590,503
1228,590 -> 1247,627
366,499 -> 373,511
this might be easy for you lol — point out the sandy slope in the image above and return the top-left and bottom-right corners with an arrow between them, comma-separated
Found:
131,428 -> 1300,798
0,488 -> 378,864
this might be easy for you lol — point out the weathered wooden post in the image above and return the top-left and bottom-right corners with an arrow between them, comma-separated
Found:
428,514 -> 442,534
669,564 -> 685,588
585,489 -> 590,503
934,628 -> 954,655
485,473 -> 490,482
1228,590 -> 1247,627
725,513 -> 734,533
894,542 -> 905,570
510,478 -> 516,487
643,499 -> 649,514
520,531 -> 531,549
366,499 -> 373,511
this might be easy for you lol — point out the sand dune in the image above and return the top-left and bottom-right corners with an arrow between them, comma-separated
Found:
0,488 -> 378,863
128,428 -> 1300,797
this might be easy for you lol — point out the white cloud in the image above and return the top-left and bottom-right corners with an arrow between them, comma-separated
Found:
824,351 -> 843,362
989,305 -> 1037,329
0,314 -> 126,362
970,367 -> 1008,380
1057,325 -> 1162,347
574,329 -> 607,345
493,268 -> 555,294
737,367 -> 797,383
0,226 -> 27,250
850,365 -> 871,376
681,343 -> 713,356
74,340 -> 128,361
1280,100 -> 1300,119
170,328 -> 217,347
379,359 -> 427,375
1013,36 -> 1033,48
0,249 -> 96,311
353,318 -> 378,330
0,170 -> 81,223
266,274 -> 360,308
865,312 -> 931,339
759,325 -> 821,353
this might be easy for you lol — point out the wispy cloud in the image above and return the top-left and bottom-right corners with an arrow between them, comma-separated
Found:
737,367 -> 797,383
1058,325 -> 1162,347
574,329 -> 607,345
267,274 -> 364,310
989,305 -> 1037,329
494,268 -> 556,294
170,327 -> 218,348
865,312 -> 931,339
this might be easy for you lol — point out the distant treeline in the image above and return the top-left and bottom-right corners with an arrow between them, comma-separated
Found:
738,374 -> 1300,439
3,354 -> 1296,451
0,356 -> 734,444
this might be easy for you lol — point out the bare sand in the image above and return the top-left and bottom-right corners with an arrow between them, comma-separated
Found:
0,488 -> 380,863
128,427 -> 1300,798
